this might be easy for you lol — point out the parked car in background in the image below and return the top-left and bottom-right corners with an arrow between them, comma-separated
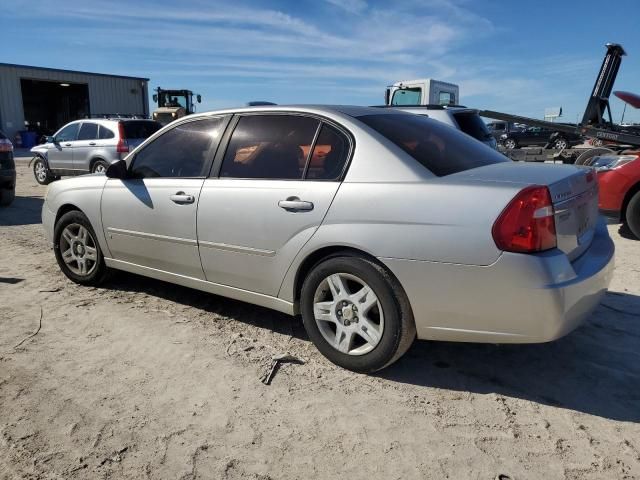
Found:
499,125 -> 583,150
30,118 -> 162,185
486,120 -> 524,142
0,130 -> 16,206
42,105 -> 614,372
379,105 -> 498,149
593,152 -> 640,239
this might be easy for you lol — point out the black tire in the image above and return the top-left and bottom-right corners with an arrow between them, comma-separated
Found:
0,187 -> 15,207
625,191 -> 640,240
553,137 -> 569,150
33,157 -> 55,185
574,147 -> 614,166
503,138 -> 517,150
91,159 -> 109,174
54,210 -> 109,285
300,255 -> 416,373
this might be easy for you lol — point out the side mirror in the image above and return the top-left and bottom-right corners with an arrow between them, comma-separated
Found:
152,94 -> 158,102
196,94 -> 202,103
105,159 -> 128,179
46,136 -> 55,144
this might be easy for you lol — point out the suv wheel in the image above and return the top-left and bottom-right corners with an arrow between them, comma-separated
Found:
33,157 -> 56,185
300,255 -> 416,373
625,191 -> 640,240
503,138 -> 517,150
54,210 -> 109,285
91,160 -> 109,174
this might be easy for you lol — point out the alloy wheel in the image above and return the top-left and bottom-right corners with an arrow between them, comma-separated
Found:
59,223 -> 99,276
313,273 -> 384,355
34,160 -> 47,183
504,139 -> 516,149
93,163 -> 107,174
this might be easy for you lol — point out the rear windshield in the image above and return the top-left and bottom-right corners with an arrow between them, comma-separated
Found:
358,113 -> 508,177
454,113 -> 493,142
122,121 -> 162,139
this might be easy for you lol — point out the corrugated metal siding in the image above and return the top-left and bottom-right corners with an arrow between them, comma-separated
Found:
0,64 -> 148,140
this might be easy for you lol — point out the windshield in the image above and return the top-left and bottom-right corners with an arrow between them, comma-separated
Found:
358,113 -> 509,177
158,92 -> 189,109
391,88 -> 422,106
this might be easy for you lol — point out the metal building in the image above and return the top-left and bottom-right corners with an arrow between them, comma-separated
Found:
0,63 -> 149,142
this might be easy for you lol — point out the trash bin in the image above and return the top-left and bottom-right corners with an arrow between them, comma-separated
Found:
20,131 -> 38,149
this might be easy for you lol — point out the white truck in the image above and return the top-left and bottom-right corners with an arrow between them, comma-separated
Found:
385,79 -> 459,106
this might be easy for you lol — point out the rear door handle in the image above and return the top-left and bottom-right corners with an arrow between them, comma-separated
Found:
170,191 -> 195,204
64,143 -> 72,147
278,197 -> 314,212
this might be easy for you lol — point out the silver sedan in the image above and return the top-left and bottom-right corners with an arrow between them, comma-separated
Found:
42,105 -> 615,372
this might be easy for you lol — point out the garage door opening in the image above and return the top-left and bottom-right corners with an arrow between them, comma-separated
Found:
20,79 -> 90,136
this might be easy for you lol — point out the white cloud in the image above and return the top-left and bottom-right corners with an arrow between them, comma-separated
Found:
322,0 -> 368,14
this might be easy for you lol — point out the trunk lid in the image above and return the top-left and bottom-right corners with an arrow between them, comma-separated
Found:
451,162 -> 598,260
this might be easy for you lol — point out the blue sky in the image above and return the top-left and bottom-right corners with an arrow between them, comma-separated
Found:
2,0 -> 639,123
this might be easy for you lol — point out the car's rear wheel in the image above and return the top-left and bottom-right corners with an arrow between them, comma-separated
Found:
0,187 -> 15,206
625,191 -> 640,240
574,147 -> 614,166
91,160 -> 109,174
33,157 -> 56,185
503,138 -> 517,150
553,137 -> 569,150
54,210 -> 109,285
300,255 -> 415,373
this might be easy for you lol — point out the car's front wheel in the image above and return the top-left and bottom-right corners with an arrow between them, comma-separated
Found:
503,138 -> 517,150
300,255 -> 415,373
625,191 -> 640,240
553,137 -> 569,150
33,157 -> 56,185
54,210 -> 109,285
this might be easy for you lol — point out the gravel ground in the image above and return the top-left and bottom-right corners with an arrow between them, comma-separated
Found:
1,161 -> 639,480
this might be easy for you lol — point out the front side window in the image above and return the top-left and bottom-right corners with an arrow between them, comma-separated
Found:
56,123 -> 80,142
391,88 -> 422,106
305,124 -> 349,180
359,113 -> 508,177
77,122 -> 99,141
220,115 -> 319,180
129,117 -> 225,179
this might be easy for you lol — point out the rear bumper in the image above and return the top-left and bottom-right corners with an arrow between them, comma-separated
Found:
381,218 -> 615,343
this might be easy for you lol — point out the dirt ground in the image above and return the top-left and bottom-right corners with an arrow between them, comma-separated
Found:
1,160 -> 639,480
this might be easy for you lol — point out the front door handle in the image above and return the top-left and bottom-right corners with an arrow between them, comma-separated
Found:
278,197 -> 314,212
89,142 -> 96,146
64,143 -> 72,147
170,191 -> 195,204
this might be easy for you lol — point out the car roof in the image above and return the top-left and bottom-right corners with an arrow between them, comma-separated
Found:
190,104 -> 408,120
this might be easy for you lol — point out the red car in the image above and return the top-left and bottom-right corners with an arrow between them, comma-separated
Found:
595,152 -> 640,239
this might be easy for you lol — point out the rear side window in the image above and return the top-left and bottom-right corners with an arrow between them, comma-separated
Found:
122,121 -> 162,139
98,125 -> 115,139
77,122 -> 99,141
130,117 -> 225,178
220,115 -> 319,180
305,124 -> 349,180
453,113 -> 492,142
359,113 -> 508,177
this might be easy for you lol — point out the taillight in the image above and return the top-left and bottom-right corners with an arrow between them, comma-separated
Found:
0,139 -> 13,152
116,122 -> 129,153
492,185 -> 556,253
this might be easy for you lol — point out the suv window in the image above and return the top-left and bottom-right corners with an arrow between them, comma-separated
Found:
56,123 -> 80,142
98,125 -> 115,139
77,122 -> 99,141
220,115 -> 319,180
453,113 -> 492,142
359,113 -> 508,177
122,121 -> 162,140
130,117 -> 225,179
305,124 -> 349,180
391,88 -> 421,106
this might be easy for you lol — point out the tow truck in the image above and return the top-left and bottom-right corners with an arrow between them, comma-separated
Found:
152,87 -> 202,126
481,43 -> 640,165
